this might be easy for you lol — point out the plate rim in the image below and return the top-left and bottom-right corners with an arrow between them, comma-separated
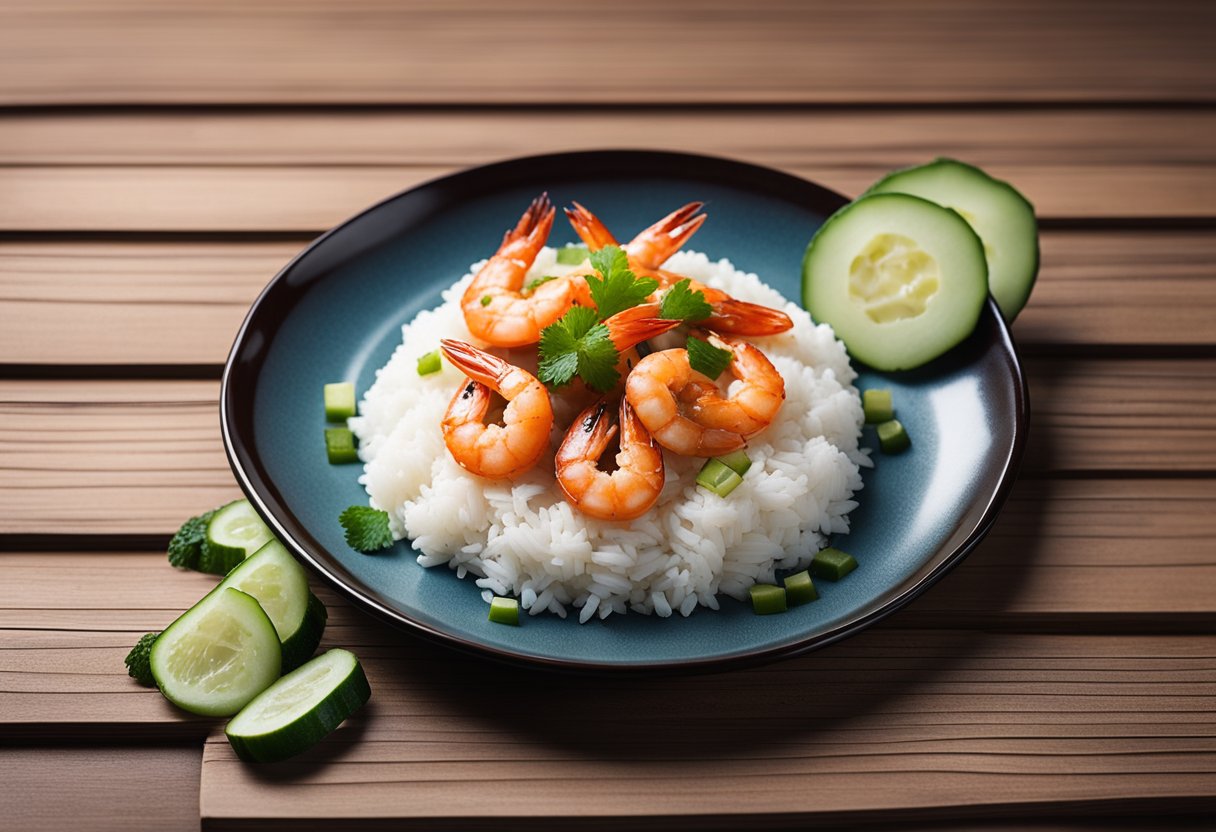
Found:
220,149 -> 1029,674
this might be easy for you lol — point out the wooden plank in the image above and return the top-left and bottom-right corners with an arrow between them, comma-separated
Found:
1,160 -> 1212,233
3,231 -> 1212,367
3,475 -> 1214,734
1,1 -> 1213,106
0,746 -> 200,832
197,630 -> 1216,828
1,363 -> 1214,536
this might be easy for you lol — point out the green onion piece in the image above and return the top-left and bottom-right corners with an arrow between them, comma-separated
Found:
416,350 -> 442,376
748,584 -> 787,615
524,275 -> 558,295
488,597 -> 520,626
323,382 -> 356,422
811,547 -> 858,581
783,570 -> 819,606
714,449 -> 752,476
863,389 -> 894,424
556,245 -> 590,265
480,295 -> 493,307
877,419 -> 911,454
324,428 -> 359,464
696,459 -> 744,497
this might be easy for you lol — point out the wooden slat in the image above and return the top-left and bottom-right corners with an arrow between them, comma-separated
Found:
1,110 -> 1213,223
1,364 -> 1214,536
0,746 -> 200,832
3,477 -> 1214,734
1,1 -> 1213,106
197,630 -> 1216,828
3,231 -> 1212,367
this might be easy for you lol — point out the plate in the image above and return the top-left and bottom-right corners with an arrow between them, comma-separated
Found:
222,150 -> 1028,673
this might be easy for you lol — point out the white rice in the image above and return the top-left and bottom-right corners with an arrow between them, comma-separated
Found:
349,248 -> 868,621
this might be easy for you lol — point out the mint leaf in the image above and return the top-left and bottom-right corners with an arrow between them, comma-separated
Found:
538,306 -> 621,392
339,505 -> 395,553
686,335 -> 733,380
585,245 -> 659,321
660,279 -> 712,322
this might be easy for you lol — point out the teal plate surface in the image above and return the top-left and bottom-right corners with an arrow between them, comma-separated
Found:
221,151 -> 1027,673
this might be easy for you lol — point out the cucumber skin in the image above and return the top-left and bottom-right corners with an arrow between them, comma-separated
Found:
225,653 -> 371,763
802,193 -> 987,371
280,592 -> 328,671
864,157 -> 1039,323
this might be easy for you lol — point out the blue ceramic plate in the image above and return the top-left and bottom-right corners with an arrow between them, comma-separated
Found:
222,151 -> 1027,673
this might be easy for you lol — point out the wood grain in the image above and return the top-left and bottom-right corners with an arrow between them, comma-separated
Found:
198,630 -> 1216,828
1,1 -> 1213,106
0,746 -> 201,832
3,231 -> 1212,367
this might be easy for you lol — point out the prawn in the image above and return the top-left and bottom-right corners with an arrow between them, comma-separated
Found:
556,397 -> 664,521
439,339 -> 553,479
565,202 -> 793,337
625,332 -> 785,457
462,193 -> 585,348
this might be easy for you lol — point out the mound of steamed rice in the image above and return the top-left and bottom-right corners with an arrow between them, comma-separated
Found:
349,248 -> 868,623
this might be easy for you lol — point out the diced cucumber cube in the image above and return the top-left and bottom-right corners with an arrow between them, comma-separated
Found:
877,419 -> 911,454
416,350 -> 442,376
696,459 -> 744,497
748,584 -> 787,615
325,428 -> 359,464
783,571 -> 819,606
812,547 -> 858,581
863,389 -> 894,423
324,382 -> 356,422
489,597 -> 520,626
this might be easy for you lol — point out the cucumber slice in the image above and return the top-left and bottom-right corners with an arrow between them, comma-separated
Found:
803,193 -> 988,372
218,539 -> 328,671
150,587 -> 281,716
225,648 -> 371,763
865,158 -> 1038,322
200,499 -> 274,575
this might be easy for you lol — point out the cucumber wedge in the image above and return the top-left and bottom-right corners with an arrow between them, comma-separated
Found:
150,587 -> 282,717
200,499 -> 274,575
803,193 -> 988,371
225,649 -> 371,763
865,158 -> 1039,322
219,540 -> 328,670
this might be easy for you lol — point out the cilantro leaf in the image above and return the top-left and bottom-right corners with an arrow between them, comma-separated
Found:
686,335 -> 733,380
538,306 -> 621,392
660,279 -> 712,322
339,505 -> 395,553
585,245 -> 659,321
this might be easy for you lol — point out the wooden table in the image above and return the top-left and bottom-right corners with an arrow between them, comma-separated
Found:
3,2 -> 1215,829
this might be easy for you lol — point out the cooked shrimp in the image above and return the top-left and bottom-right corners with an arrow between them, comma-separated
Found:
556,397 -> 664,521
564,201 -> 793,336
625,332 -> 785,457
439,339 -> 553,479
462,193 -> 584,348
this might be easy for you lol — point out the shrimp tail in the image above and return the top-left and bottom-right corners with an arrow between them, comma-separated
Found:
493,193 -> 555,266
602,304 -> 682,352
558,399 -> 619,467
564,202 -> 619,251
628,202 -> 707,268
703,298 -> 794,336
439,339 -> 512,388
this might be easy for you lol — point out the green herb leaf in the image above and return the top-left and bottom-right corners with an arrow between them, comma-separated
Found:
124,632 -> 159,686
686,335 -> 733,380
167,509 -> 217,570
538,305 -> 621,392
660,279 -> 712,322
339,506 -> 395,553
585,245 -> 659,321
524,275 -> 558,295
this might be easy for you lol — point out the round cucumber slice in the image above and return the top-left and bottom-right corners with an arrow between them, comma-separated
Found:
218,539 -> 328,671
803,193 -> 988,371
150,587 -> 282,717
225,649 -> 371,763
200,499 -> 274,576
865,158 -> 1039,322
